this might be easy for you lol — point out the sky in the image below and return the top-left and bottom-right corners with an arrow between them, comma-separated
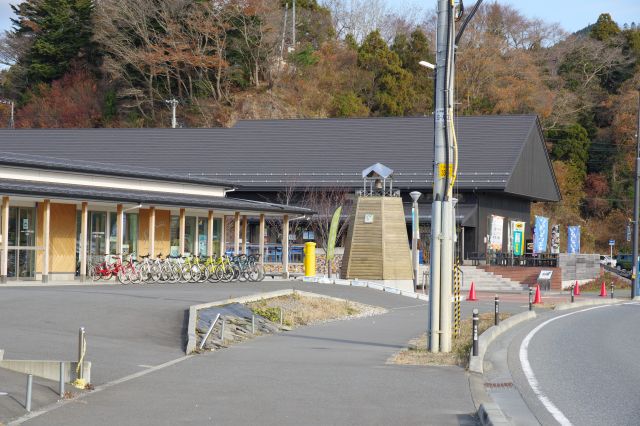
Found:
0,0 -> 638,35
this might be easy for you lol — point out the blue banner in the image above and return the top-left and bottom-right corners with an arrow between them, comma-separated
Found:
568,226 -> 581,254
533,216 -> 549,254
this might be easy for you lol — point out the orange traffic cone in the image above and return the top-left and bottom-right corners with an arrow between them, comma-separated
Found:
468,281 -> 478,301
573,280 -> 580,296
599,281 -> 607,297
533,284 -> 542,304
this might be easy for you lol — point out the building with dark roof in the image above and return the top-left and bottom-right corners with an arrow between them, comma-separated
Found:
0,114 -> 559,267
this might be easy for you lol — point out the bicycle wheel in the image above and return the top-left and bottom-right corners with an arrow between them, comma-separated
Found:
129,265 -> 143,284
149,263 -> 162,283
117,267 -> 130,284
197,264 -> 208,283
89,264 -> 101,281
215,264 -> 233,282
207,264 -> 220,283
190,264 -> 202,283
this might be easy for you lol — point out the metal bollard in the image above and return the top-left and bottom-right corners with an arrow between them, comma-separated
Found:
220,317 -> 225,342
570,285 -> 575,303
472,309 -> 479,357
611,284 -> 614,299
78,327 -> 85,381
528,288 -> 533,311
25,374 -> 33,412
251,314 -> 255,334
280,307 -> 283,326
494,295 -> 500,326
59,362 -> 65,397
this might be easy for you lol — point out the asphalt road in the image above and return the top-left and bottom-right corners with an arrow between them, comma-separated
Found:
1,280 -> 522,425
502,302 -> 640,425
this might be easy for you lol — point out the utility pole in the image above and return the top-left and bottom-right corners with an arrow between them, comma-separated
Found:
429,0 -> 456,353
632,90 -> 640,298
165,99 -> 178,129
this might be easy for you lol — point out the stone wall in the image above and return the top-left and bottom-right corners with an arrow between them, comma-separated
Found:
559,254 -> 601,284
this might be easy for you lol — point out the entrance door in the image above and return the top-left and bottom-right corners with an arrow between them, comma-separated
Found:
7,207 -> 36,279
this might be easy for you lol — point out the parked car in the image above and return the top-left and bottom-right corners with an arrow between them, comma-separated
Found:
615,253 -> 635,271
599,255 -> 617,267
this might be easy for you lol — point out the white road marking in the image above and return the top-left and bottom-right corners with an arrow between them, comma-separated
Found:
9,355 -> 193,425
519,304 -> 615,426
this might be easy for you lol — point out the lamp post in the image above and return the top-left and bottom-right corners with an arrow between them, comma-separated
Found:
410,191 -> 422,291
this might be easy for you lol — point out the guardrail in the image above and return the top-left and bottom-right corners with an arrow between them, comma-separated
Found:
602,264 -> 631,280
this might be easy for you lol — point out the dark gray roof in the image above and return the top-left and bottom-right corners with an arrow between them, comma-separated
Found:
0,151 -> 235,188
0,179 -> 310,214
0,115 -> 560,201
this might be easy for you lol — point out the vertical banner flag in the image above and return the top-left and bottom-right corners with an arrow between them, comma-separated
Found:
489,215 -> 504,251
512,221 -> 525,256
568,226 -> 581,254
551,225 -> 560,254
533,216 -> 549,254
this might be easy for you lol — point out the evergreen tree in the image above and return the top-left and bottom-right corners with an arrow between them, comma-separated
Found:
547,124 -> 590,178
357,30 -> 414,116
11,0 -> 97,87
392,29 -> 434,115
590,13 -> 620,42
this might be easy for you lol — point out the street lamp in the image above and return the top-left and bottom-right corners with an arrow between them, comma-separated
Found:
410,191 -> 422,291
419,60 -> 435,70
0,99 -> 14,129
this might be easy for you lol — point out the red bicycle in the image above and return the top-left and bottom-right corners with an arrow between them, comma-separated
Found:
89,255 -> 128,283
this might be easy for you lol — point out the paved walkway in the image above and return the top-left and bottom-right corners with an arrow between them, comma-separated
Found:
0,280 -> 530,425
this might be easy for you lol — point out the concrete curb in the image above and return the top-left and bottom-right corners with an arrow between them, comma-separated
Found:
468,310 -> 537,375
477,402 -> 511,426
186,289 -> 296,354
301,276 -> 464,302
553,298 -> 622,311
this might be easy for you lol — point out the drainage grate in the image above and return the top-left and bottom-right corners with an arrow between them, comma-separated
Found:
484,382 -> 513,389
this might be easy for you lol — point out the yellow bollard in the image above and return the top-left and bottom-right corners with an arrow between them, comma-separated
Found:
304,242 -> 316,277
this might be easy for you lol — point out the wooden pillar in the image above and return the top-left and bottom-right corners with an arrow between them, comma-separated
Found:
80,202 -> 88,281
242,215 -> 248,254
42,199 -> 51,283
282,214 -> 290,279
220,215 -> 226,256
116,204 -> 124,259
179,208 -> 186,256
149,207 -> 156,258
1,196 -> 9,283
234,212 -> 240,254
207,211 -> 214,257
259,214 -> 265,266
105,212 -> 111,256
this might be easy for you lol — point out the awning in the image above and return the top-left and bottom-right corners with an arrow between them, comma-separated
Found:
404,202 -> 477,227
0,179 -> 311,215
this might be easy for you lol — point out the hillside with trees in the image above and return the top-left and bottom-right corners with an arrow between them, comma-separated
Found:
0,1 -> 639,253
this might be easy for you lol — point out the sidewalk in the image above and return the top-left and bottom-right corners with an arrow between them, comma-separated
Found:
9,288 -> 477,426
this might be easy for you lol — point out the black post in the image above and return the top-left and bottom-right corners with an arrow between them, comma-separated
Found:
529,287 -> 533,311
472,308 -> 479,356
611,283 -> 614,299
571,284 -> 575,303
494,295 -> 500,326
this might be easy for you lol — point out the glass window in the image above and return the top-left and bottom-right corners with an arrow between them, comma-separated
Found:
185,216 -> 196,256
124,213 -> 138,255
197,218 -> 208,256
212,218 -> 221,257
170,215 -> 180,256
109,213 -> 117,255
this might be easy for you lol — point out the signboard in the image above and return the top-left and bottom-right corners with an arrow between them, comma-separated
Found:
609,239 -> 615,246
489,215 -> 504,251
364,214 -> 374,224
438,163 -> 454,178
568,226 -> 581,254
538,270 -> 553,280
22,218 -> 28,230
512,221 -> 525,256
533,216 -> 549,254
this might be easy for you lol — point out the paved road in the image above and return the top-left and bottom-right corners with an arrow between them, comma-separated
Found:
1,280 -> 522,425
491,301 -> 640,425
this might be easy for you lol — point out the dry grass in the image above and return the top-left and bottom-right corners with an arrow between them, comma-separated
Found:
388,312 -> 512,367
246,293 -> 381,328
